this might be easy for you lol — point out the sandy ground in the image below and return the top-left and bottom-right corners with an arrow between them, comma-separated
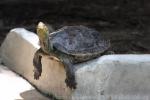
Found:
0,64 -> 50,100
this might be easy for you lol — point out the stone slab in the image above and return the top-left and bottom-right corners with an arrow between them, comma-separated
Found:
1,28 -> 150,100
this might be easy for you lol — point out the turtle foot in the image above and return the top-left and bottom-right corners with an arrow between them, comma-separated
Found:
33,59 -> 42,80
65,75 -> 77,89
33,48 -> 42,80
34,68 -> 41,80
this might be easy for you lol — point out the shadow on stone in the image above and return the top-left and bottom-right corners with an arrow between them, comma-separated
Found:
20,89 -> 50,100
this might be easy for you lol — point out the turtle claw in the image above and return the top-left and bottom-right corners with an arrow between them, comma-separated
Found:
65,75 -> 77,89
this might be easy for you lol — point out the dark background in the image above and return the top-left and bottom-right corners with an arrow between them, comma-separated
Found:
0,0 -> 149,53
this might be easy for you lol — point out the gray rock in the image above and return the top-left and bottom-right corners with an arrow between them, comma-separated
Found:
73,55 -> 150,100
1,28 -> 150,100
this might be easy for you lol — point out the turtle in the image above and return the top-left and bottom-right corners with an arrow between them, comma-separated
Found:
33,22 -> 110,89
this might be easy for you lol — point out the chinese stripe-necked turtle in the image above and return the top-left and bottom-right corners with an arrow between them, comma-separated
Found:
33,22 -> 110,89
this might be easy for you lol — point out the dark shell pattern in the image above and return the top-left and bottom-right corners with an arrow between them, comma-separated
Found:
49,25 -> 110,56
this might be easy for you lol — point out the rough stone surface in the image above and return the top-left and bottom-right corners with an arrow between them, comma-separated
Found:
0,64 -> 49,100
73,55 -> 150,100
1,28 -> 150,100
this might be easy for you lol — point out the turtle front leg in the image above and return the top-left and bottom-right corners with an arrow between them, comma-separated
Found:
59,54 -> 77,89
33,48 -> 43,80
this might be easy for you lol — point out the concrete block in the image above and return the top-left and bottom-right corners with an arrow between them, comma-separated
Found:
0,28 -> 71,100
1,28 -> 150,100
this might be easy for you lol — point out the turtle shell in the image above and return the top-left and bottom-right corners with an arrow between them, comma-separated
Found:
49,25 -> 110,56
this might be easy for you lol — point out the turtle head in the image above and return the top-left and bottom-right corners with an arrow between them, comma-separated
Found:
37,22 -> 49,42
37,22 -> 49,53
